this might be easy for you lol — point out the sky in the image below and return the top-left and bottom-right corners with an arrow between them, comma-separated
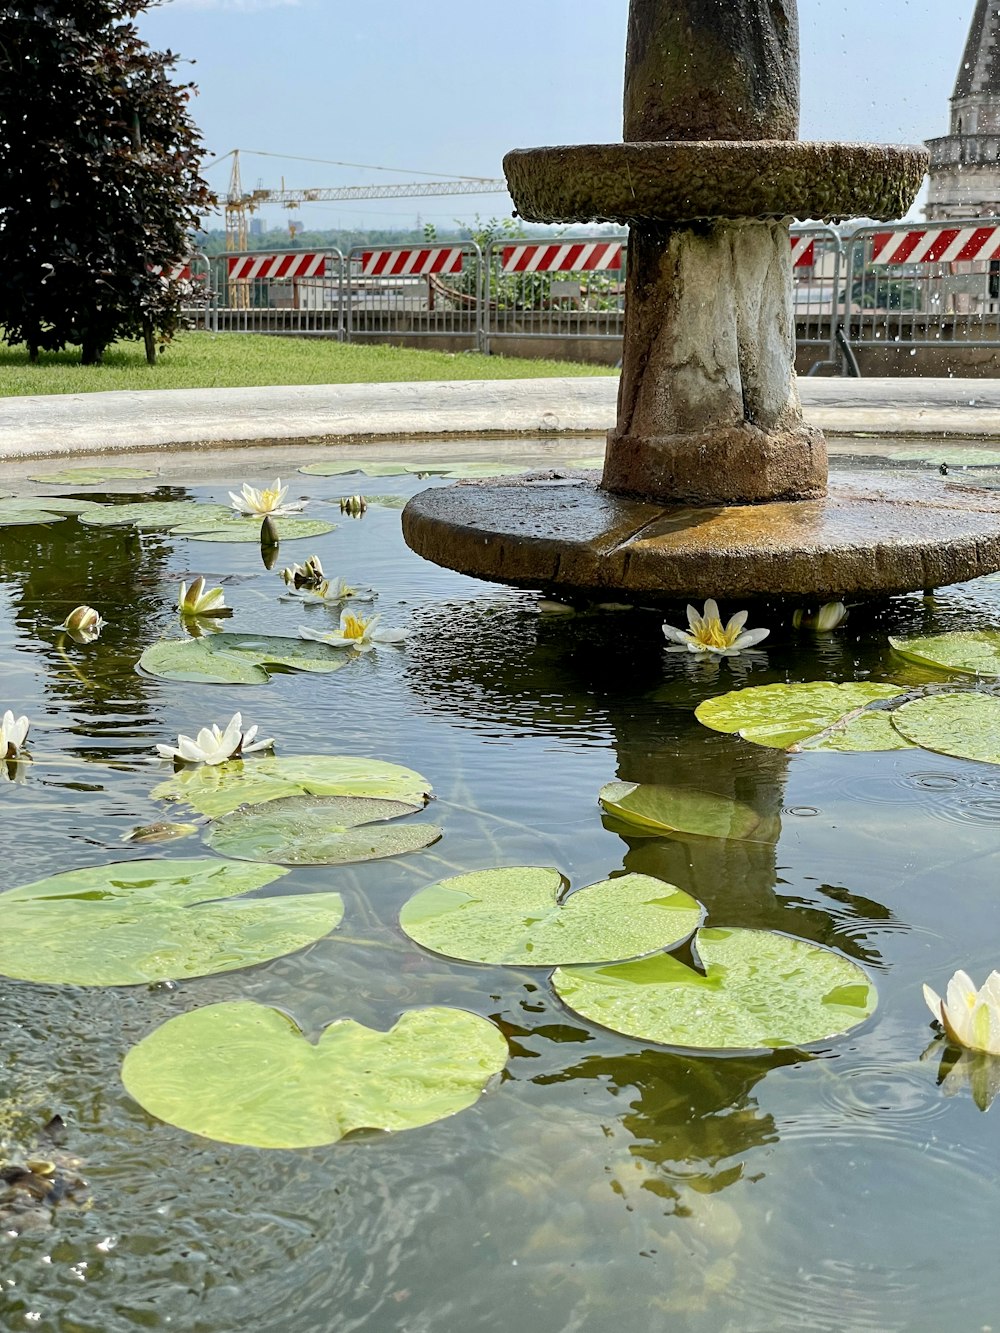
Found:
137,0 -> 975,232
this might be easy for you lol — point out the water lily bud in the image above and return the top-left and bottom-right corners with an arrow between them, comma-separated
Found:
339,495 -> 367,516
792,601 -> 848,632
60,605 -> 105,643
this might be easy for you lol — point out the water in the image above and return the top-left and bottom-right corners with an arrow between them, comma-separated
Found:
2,444 -> 1000,1332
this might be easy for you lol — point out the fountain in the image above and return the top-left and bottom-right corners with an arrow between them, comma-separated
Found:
403,0 -> 1000,603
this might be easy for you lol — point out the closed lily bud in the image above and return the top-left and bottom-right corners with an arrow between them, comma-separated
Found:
60,605 -> 105,643
792,601 -> 848,632
339,495 -> 367,516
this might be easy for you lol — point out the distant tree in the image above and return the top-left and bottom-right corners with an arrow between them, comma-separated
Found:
0,0 -> 213,364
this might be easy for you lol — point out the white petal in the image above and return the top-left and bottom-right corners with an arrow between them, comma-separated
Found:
371,628 -> 408,644
922,984 -> 945,1025
732,627 -> 770,650
242,735 -> 275,755
155,743 -> 182,760
10,716 -> 29,749
702,599 -> 721,625
176,735 -> 207,763
725,609 -> 749,635
298,626 -> 333,643
685,603 -> 704,632
662,624 -> 693,646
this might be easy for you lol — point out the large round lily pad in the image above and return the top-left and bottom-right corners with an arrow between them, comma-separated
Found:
121,1002 -> 508,1148
0,858 -> 344,986
28,465 -> 158,485
599,781 -> 779,843
695,681 -> 909,750
172,516 -> 336,543
138,634 -> 353,685
553,927 -> 876,1051
205,794 -> 441,865
78,500 -> 333,543
399,868 -> 702,966
889,631 -> 1000,677
0,497 -> 103,526
153,754 -> 433,818
890,692 -> 1000,764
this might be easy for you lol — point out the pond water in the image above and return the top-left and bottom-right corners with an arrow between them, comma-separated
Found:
2,443 -> 1000,1332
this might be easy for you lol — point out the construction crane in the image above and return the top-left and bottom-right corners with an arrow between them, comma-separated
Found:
223,149 -> 507,251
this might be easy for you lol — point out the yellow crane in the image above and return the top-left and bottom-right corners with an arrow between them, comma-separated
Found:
223,149 -> 507,251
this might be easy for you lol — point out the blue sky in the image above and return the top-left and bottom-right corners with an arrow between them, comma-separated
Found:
138,0 -> 973,231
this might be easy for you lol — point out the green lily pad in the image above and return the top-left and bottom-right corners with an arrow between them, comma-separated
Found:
205,794 -> 441,865
408,462 -> 529,478
890,692 -> 1000,764
553,927 -> 876,1051
299,460 -> 414,477
0,858 -> 344,986
598,781 -> 779,843
894,447 -> 1000,466
121,1002 -> 508,1148
78,500 -> 234,531
695,681 -> 908,749
28,465 -> 158,485
153,754 -> 433,819
889,631 -> 1000,677
172,516 -> 336,544
0,502 -> 69,526
399,868 -> 702,966
138,633 -> 352,685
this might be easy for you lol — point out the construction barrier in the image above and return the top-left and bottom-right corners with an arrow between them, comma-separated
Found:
844,218 -> 1000,355
212,249 -> 345,335
789,225 -> 843,374
345,242 -> 483,347
482,237 -> 624,355
174,252 -> 215,331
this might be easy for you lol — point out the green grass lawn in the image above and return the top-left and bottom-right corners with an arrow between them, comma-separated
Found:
0,331 -> 614,397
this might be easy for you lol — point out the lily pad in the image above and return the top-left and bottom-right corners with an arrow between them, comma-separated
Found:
299,460 -> 414,477
0,858 -> 343,986
890,692 -> 1000,764
553,927 -> 876,1051
0,502 -> 69,526
894,447 -> 1000,466
598,781 -> 779,843
695,681 -> 908,749
153,754 -> 433,819
172,516 -> 336,544
205,794 -> 441,865
28,465 -> 158,485
399,868 -> 702,966
889,631 -> 1000,677
121,1002 -> 508,1148
408,462 -> 529,478
138,633 -> 352,685
78,500 -> 234,531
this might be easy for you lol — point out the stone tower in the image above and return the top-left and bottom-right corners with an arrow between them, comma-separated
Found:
926,0 -> 1000,219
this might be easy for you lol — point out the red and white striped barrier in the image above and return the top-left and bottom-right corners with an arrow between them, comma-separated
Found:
359,248 -> 464,277
790,236 -> 816,268
226,253 -> 329,280
870,226 -> 1000,266
501,242 -> 623,274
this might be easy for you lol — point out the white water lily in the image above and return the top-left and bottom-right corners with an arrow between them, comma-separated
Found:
178,576 -> 229,618
280,555 -> 325,589
0,710 -> 29,759
662,600 -> 769,657
299,609 -> 407,652
60,605 -> 106,643
923,970 -> 1000,1055
155,712 -> 275,766
283,576 -> 374,605
792,601 -> 848,632
229,479 -> 304,518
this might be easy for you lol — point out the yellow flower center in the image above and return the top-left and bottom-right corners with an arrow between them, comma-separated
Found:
695,616 -> 736,649
342,614 -> 369,640
259,488 -> 280,511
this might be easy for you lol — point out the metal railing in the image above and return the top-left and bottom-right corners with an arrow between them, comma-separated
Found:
344,242 -> 484,347
193,219 -> 1000,372
482,237 -> 626,354
843,218 -> 1000,353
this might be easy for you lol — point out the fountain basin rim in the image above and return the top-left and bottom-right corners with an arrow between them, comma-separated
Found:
503,141 -> 928,226
401,469 -> 1000,602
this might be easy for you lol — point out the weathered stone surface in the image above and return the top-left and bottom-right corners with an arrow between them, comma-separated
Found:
402,471 -> 1000,602
503,141 -> 929,225
603,219 -> 826,502
624,0 -> 799,142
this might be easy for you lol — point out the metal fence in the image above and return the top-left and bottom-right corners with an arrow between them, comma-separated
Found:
482,237 -> 626,354
344,242 -> 483,347
188,219 -> 1000,371
843,219 -> 1000,352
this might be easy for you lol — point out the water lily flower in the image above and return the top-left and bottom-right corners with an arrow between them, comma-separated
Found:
281,555 -> 325,589
339,494 -> 367,516
923,970 -> 1000,1055
178,575 -> 230,618
229,479 -> 304,518
60,605 -> 105,643
282,576 -> 374,605
792,601 -> 848,632
662,600 -> 769,657
155,712 -> 274,766
299,609 -> 407,652
0,710 -> 29,759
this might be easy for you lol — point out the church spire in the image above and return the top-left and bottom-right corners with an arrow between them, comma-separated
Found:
953,0 -> 1000,101
926,1 -> 1000,220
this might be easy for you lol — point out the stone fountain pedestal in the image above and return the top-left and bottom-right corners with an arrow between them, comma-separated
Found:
403,0 -> 1000,602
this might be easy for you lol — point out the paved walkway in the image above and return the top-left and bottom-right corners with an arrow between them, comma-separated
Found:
3,377 -> 1000,460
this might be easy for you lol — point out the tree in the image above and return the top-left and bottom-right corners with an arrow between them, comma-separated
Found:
0,0 -> 213,364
